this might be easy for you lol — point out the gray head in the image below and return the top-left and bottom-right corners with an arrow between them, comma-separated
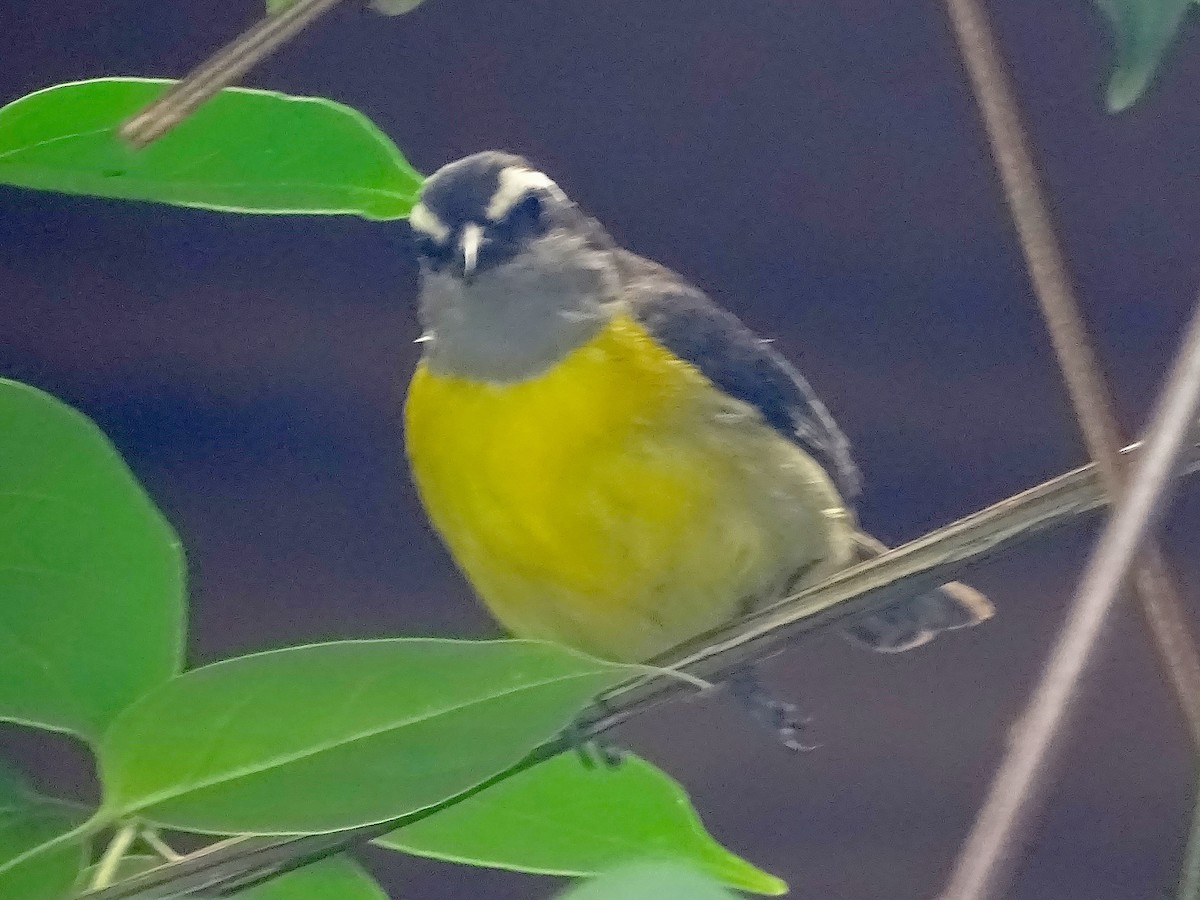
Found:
409,152 -> 621,383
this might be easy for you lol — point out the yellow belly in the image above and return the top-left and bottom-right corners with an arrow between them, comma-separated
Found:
404,314 -> 852,662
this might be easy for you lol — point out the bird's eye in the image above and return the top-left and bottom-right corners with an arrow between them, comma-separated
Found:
502,192 -> 545,234
512,192 -> 543,221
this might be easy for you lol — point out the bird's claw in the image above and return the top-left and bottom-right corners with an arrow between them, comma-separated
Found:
728,667 -> 820,753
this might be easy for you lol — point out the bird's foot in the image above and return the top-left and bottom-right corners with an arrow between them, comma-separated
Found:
565,703 -> 627,768
727,666 -> 819,752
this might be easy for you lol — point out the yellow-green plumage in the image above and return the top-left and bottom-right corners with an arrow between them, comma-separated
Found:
404,152 -> 991,674
405,313 -> 854,662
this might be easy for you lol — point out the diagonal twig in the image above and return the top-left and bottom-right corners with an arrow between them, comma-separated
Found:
942,0 -> 1200,751
941,1 -> 1200,897
941,287 -> 1200,900
119,0 -> 350,148
81,434 -> 1200,899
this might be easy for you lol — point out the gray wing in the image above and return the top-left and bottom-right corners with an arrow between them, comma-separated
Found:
618,252 -> 862,502
613,251 -> 995,655
617,254 -> 996,654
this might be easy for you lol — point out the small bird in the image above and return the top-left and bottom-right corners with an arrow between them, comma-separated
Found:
403,152 -> 992,743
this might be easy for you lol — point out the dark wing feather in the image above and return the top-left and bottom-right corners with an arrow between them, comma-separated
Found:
618,251 -> 862,502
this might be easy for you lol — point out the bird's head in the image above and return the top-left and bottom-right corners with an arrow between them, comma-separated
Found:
409,152 -> 621,382
410,151 -> 574,280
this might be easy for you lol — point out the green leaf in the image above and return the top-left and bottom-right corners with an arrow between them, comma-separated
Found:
246,855 -> 388,900
377,752 -> 785,895
0,379 -> 184,741
1095,0 -> 1193,111
0,78 -> 422,219
557,861 -> 740,900
0,763 -> 88,900
89,854 -> 386,899
99,639 -> 632,833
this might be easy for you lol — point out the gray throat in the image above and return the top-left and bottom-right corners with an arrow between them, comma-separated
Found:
417,232 -> 621,383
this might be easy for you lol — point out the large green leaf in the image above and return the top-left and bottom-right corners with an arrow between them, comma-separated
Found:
377,752 -> 785,895
557,861 -> 739,900
88,854 -> 386,899
0,379 -> 184,741
1095,0 -> 1194,111
0,763 -> 87,900
99,639 -> 632,833
0,78 -> 422,218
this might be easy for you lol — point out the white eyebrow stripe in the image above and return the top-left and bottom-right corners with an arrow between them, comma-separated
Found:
486,168 -> 563,220
409,203 -> 451,243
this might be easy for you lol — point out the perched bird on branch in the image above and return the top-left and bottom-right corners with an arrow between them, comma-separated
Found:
403,152 -> 992,746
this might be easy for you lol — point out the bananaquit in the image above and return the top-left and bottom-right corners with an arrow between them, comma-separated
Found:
403,152 -> 992,744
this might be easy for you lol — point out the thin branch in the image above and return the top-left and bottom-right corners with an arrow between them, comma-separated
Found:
941,290 -> 1200,900
942,0 -> 1200,750
80,434 -> 1200,900
139,830 -> 183,863
90,824 -> 138,891
119,0 -> 349,148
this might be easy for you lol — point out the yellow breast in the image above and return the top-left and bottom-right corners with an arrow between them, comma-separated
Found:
404,314 -> 848,661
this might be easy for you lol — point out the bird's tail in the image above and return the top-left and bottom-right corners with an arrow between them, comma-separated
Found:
840,533 -> 994,653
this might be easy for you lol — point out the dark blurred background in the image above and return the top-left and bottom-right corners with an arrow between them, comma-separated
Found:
2,1 -> 1200,897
